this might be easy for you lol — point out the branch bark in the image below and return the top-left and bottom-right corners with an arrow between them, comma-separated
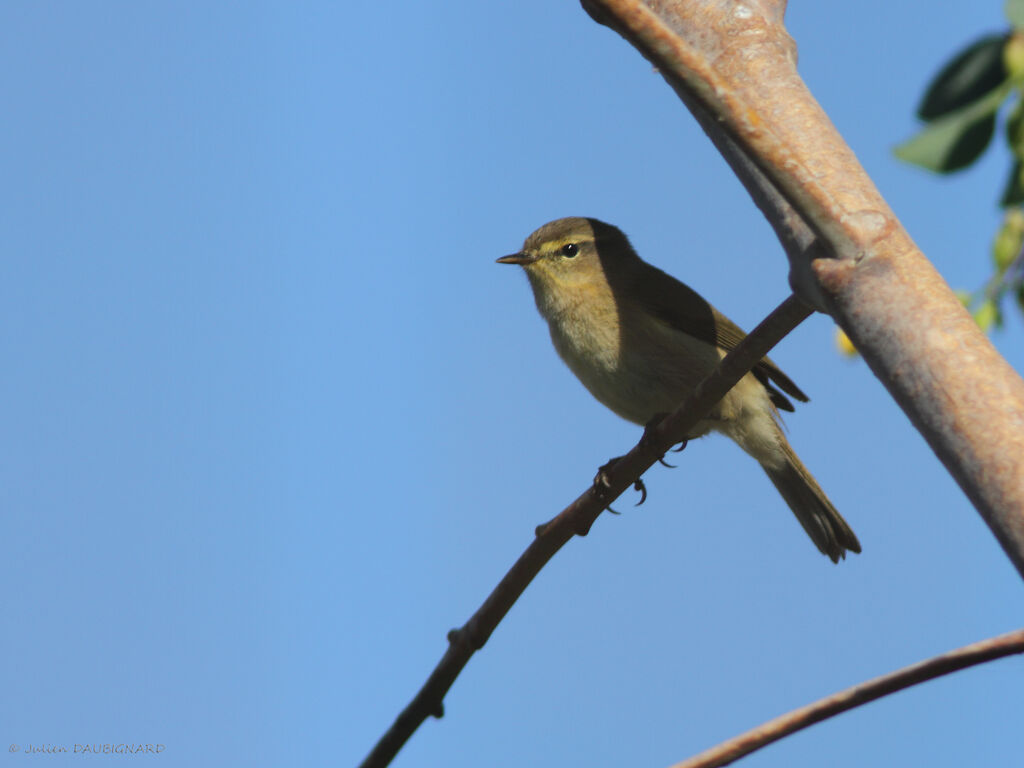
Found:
358,295 -> 811,768
582,0 -> 1024,577
668,628 -> 1024,768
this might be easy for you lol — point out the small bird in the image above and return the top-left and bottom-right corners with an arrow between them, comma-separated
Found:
497,217 -> 860,562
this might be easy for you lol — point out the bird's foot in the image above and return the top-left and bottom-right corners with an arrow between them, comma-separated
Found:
593,457 -> 647,513
640,414 -> 688,467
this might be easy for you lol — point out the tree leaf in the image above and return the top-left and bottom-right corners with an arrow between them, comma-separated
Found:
895,114 -> 995,173
1000,160 -> 1024,206
896,84 -> 1009,173
918,34 -> 1009,120
1006,97 -> 1024,157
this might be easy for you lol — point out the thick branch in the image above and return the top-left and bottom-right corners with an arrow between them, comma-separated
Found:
358,295 -> 811,768
582,0 -> 832,311
669,628 -> 1024,768
584,0 -> 1024,577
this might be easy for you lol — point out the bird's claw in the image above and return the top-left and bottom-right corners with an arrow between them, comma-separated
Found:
641,414 -> 687,468
593,459 -> 616,491
633,478 -> 647,506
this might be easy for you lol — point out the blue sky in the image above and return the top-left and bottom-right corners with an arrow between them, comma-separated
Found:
2,2 -> 1023,767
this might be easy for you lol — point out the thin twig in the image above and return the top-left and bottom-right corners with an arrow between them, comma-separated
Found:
668,628 -> 1024,768
357,294 -> 812,768
981,244 -> 1024,306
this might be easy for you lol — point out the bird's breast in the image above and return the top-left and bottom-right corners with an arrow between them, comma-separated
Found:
542,286 -> 624,377
541,292 -> 714,426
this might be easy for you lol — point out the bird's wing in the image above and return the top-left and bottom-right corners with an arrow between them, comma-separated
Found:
631,262 -> 809,411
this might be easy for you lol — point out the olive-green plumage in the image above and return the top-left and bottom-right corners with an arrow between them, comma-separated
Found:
498,217 -> 860,562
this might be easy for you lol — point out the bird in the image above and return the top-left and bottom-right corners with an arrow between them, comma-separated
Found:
497,217 -> 860,562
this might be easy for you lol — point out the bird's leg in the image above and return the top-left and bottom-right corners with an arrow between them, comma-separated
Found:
640,414 -> 687,467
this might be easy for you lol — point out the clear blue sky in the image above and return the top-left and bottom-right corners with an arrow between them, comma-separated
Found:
2,2 -> 1023,767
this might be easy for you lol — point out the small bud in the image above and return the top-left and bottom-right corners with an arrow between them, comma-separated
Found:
993,209 -> 1024,271
1005,32 -> 1024,81
1007,207 -> 1024,232
973,299 -> 1001,330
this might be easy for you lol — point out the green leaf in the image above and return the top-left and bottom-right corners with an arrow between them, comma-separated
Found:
895,113 -> 995,173
1006,97 -> 1024,156
918,34 -> 1009,120
1000,160 -> 1024,206
896,84 -> 1010,173
1008,0 -> 1024,29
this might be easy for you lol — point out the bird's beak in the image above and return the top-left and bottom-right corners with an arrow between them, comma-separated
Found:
496,252 -> 537,265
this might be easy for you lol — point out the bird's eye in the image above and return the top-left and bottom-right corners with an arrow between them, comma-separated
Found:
560,243 -> 579,257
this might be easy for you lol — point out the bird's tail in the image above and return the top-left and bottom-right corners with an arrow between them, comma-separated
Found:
761,439 -> 861,563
